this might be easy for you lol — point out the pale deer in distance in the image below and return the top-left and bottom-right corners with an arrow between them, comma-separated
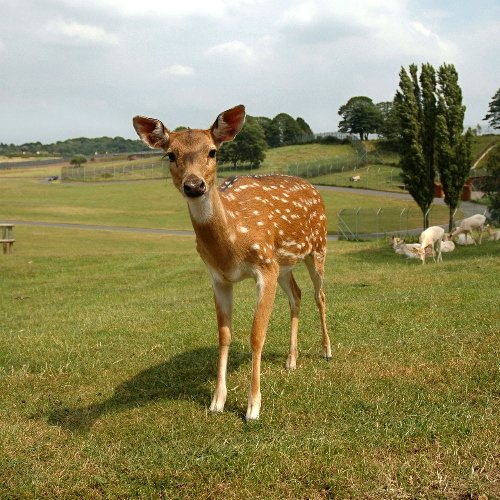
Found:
417,226 -> 445,264
133,105 -> 332,421
448,214 -> 486,245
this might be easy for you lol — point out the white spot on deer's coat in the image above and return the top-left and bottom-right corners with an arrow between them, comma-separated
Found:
239,226 -> 248,233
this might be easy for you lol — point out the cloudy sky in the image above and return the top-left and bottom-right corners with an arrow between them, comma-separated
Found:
1,0 -> 499,145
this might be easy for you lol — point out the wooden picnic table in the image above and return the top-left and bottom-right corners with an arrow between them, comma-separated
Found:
0,224 -> 15,254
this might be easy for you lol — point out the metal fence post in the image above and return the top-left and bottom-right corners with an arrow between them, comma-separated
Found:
376,208 -> 382,239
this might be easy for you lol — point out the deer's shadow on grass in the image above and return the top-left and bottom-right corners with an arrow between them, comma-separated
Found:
47,344 -> 250,433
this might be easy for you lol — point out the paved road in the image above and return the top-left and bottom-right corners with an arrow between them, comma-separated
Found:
1,184 -> 487,240
317,184 -> 484,219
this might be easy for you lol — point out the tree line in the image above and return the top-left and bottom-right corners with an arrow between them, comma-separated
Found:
216,113 -> 336,166
0,136 -> 147,158
0,112 -> 319,161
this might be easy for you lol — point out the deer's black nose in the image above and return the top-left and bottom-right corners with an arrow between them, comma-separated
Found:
183,175 -> 206,197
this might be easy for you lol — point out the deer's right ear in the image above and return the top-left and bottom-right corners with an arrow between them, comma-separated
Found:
210,105 -> 246,145
133,116 -> 170,149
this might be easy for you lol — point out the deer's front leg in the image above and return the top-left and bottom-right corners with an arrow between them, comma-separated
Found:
210,279 -> 233,414
247,270 -> 278,421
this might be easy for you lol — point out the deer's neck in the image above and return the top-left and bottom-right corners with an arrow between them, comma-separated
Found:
187,187 -> 239,269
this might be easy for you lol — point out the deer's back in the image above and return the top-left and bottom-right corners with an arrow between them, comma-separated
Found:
218,174 -> 327,267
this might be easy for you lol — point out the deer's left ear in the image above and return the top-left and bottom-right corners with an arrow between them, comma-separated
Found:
211,105 -> 246,144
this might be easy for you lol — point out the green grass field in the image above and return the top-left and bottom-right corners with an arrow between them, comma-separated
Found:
0,170 -> 459,236
1,156 -> 499,499
1,225 -> 499,499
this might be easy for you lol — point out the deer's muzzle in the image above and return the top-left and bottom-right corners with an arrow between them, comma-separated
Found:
183,175 -> 207,198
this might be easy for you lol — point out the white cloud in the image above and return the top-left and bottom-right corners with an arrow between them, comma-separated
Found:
411,21 -> 432,37
279,0 -> 404,30
276,0 -> 458,65
44,18 -> 119,46
162,64 -> 196,77
206,41 -> 256,64
0,39 -> 7,56
59,0 -> 229,18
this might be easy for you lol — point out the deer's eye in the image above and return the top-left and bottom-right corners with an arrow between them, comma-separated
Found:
208,149 -> 217,159
167,152 -> 176,162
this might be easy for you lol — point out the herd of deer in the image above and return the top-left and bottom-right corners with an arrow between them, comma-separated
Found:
133,105 -> 498,421
390,213 -> 498,265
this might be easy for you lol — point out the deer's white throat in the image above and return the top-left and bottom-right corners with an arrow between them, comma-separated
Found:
187,193 -> 213,224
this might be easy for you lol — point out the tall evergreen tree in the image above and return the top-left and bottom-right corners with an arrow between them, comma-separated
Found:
395,63 -> 471,229
394,64 -> 436,228
435,63 -> 473,230
419,64 -> 437,181
483,88 -> 500,130
482,145 -> 500,225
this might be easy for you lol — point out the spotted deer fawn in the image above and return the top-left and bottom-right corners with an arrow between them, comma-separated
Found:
133,105 -> 331,421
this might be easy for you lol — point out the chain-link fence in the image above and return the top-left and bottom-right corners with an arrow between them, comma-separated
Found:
61,162 -> 169,182
336,205 -> 488,240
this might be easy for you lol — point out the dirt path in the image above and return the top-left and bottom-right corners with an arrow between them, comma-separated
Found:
473,143 -> 496,169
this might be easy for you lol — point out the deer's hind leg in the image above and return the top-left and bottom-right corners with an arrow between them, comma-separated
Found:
304,253 -> 332,361
278,270 -> 302,370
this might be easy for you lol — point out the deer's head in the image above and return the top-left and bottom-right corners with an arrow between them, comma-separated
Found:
133,105 -> 246,200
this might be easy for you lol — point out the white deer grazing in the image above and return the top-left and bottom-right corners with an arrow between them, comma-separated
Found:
417,226 -> 445,264
484,224 -> 500,241
448,214 -> 486,245
133,105 -> 331,421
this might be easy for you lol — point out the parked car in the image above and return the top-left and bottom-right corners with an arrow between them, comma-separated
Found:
48,175 -> 58,181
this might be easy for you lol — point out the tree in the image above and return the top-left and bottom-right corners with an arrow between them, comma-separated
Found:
70,154 -> 87,167
296,117 -> 313,136
394,64 -> 436,228
482,145 -> 500,225
255,116 -> 281,148
218,116 -> 268,166
483,88 -> 500,130
435,63 -> 473,230
338,96 -> 383,140
272,113 -> 303,145
376,101 -> 400,140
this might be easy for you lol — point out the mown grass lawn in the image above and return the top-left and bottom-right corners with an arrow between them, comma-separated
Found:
1,224 -> 499,499
0,175 -> 459,236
